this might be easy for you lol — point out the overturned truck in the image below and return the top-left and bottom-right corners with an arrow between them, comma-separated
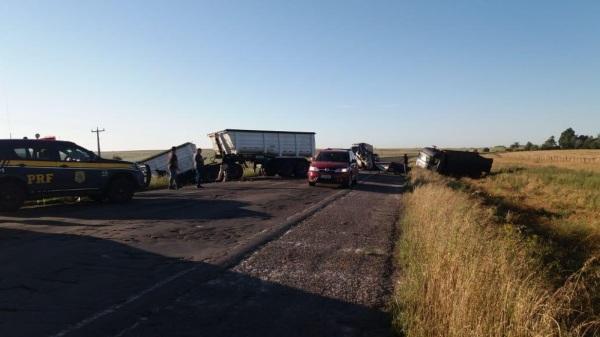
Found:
416,147 -> 492,178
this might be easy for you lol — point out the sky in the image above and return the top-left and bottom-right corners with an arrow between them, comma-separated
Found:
1,0 -> 599,151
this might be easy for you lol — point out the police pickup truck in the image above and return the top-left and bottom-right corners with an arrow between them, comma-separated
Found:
0,139 -> 151,212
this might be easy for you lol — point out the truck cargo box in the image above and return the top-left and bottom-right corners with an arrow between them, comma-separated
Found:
208,129 -> 316,158
140,142 -> 197,177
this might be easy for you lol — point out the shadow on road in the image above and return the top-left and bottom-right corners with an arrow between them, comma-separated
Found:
0,227 -> 392,337
3,197 -> 271,222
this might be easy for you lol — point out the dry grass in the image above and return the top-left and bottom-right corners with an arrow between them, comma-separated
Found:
485,150 -> 600,172
393,169 -> 599,337
471,150 -> 600,272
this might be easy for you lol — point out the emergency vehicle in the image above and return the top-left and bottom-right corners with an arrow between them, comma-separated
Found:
0,138 -> 150,212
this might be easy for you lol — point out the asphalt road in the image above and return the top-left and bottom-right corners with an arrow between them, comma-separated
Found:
0,173 -> 405,337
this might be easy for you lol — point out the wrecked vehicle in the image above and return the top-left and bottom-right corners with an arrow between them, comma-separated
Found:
416,147 -> 492,178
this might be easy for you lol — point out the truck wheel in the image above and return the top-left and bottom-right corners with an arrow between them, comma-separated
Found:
278,160 -> 294,178
293,160 -> 309,178
264,162 -> 277,176
0,181 -> 26,212
107,177 -> 134,203
89,194 -> 105,203
341,177 -> 351,189
226,164 -> 244,180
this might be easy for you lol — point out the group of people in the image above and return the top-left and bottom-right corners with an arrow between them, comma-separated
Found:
167,146 -> 229,190
167,147 -> 205,190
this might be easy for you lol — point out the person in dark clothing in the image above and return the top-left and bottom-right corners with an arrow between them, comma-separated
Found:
194,148 -> 204,188
168,146 -> 179,190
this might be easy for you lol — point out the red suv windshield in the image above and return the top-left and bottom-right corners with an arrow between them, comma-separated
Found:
315,151 -> 349,163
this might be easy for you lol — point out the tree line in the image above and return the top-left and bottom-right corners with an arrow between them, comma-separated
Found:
507,128 -> 600,151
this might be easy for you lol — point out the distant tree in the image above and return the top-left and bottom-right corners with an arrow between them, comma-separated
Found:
524,142 -> 535,151
559,128 -> 577,149
541,136 -> 558,150
580,135 -> 595,149
594,135 -> 600,149
482,147 -> 490,153
510,142 -> 521,150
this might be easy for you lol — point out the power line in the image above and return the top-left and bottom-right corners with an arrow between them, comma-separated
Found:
91,127 -> 106,157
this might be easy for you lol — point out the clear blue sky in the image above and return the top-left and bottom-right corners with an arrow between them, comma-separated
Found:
1,0 -> 599,151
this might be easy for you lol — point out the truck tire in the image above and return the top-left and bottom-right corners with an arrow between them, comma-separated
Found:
293,160 -> 309,178
0,181 -> 26,212
226,164 -> 244,180
89,194 -> 105,203
341,177 -> 351,189
107,177 -> 135,203
264,161 -> 278,176
278,160 -> 294,178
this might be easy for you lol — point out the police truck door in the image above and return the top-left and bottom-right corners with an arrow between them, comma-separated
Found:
54,143 -> 100,192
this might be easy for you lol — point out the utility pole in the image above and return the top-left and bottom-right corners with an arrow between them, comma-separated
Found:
91,127 -> 106,157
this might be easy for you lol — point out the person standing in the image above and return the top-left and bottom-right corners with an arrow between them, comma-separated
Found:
194,148 -> 204,188
168,146 -> 179,190
216,158 -> 229,182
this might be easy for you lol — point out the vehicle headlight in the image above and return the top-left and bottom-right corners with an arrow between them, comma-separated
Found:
336,168 -> 350,173
309,166 -> 318,172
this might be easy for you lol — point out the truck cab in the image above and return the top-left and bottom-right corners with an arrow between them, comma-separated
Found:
0,139 -> 150,212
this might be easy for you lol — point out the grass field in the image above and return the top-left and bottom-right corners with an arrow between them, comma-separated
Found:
394,150 -> 600,337
485,150 -> 600,172
102,149 -> 217,163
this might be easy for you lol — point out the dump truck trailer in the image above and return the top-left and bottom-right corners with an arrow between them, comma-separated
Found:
208,129 -> 316,179
140,142 -> 198,183
416,147 -> 493,177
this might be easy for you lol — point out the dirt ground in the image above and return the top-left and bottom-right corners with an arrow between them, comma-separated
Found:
0,173 -> 405,337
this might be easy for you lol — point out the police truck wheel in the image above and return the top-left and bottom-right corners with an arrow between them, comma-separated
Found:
0,181 -> 26,212
107,178 -> 134,203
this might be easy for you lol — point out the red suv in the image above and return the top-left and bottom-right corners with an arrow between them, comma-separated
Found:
308,149 -> 359,187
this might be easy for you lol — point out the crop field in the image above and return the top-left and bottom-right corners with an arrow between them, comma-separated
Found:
375,148 -> 420,164
394,150 -> 600,337
484,150 -> 600,172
